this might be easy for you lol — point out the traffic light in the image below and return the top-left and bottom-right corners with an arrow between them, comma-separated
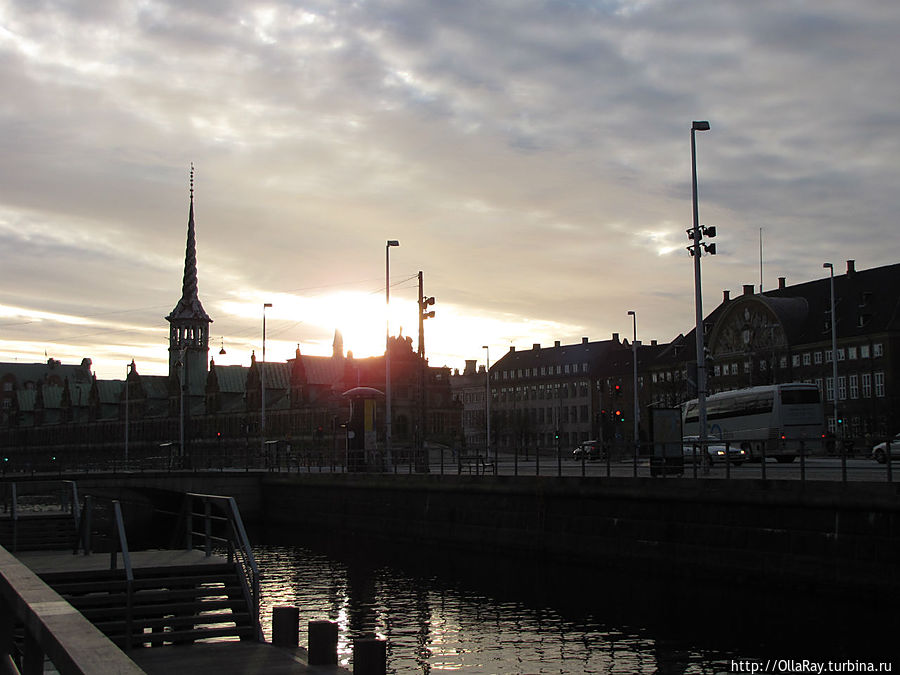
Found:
615,410 -> 625,423
614,384 -> 621,397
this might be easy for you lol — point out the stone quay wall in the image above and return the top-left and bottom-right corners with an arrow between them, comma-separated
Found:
260,473 -> 900,599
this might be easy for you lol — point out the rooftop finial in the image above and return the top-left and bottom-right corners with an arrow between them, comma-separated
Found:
190,163 -> 194,201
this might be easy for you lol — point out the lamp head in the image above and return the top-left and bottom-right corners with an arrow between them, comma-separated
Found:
692,121 -> 710,131
387,240 -> 400,247
627,310 -> 636,317
823,262 -> 833,270
263,302 -> 273,308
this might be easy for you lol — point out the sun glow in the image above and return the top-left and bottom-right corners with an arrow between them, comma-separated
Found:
219,289 -> 584,371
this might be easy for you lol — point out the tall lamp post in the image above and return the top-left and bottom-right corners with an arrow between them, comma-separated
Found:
627,311 -> 639,453
124,361 -> 131,467
689,120 -> 713,454
483,345 -> 491,464
823,263 -> 839,451
385,240 -> 400,467
261,302 -> 272,458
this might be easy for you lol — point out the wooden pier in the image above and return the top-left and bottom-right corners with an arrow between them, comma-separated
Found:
1,481 -> 354,674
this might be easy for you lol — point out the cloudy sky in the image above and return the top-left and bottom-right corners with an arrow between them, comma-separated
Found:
1,0 -> 899,380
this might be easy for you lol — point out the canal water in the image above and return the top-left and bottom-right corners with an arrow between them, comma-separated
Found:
254,538 -> 895,674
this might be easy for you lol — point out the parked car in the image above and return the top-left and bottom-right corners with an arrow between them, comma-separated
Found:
870,434 -> 900,463
682,436 -> 747,465
573,440 -> 606,461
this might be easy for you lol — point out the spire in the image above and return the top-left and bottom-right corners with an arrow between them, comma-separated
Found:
333,329 -> 344,359
167,164 -> 211,323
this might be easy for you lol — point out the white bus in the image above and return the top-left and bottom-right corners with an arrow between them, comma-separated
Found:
681,383 -> 826,462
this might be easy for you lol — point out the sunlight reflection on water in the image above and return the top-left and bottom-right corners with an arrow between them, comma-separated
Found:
254,545 -> 725,674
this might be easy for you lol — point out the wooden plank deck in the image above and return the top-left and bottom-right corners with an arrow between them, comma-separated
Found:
13,549 -> 352,674
130,642 -> 350,675
16,548 -> 231,574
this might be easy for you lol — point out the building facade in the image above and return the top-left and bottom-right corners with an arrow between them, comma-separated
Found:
645,260 -> 900,447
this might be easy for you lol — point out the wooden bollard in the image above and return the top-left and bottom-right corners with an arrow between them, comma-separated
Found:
271,606 -> 299,647
308,620 -> 338,665
353,637 -> 386,675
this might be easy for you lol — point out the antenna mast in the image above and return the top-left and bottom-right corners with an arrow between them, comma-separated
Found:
759,227 -> 764,293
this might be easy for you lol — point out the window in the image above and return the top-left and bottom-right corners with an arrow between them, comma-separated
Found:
722,364 -> 730,375
814,352 -> 823,365
760,360 -> 767,372
848,346 -> 858,360
564,364 -> 570,374
825,377 -> 834,402
861,345 -> 871,358
825,350 -> 832,363
838,376 -> 846,401
744,360 -> 752,373
862,373 -> 872,398
803,353 -> 811,366
792,355 -> 801,367
875,372 -> 885,397
815,378 -> 824,396
874,343 -> 884,357
837,348 -> 845,361
714,365 -> 721,377
652,373 -> 658,383
780,356 -> 788,369
849,374 -> 859,400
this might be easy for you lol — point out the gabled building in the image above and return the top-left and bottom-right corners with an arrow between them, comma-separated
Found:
645,260 -> 900,444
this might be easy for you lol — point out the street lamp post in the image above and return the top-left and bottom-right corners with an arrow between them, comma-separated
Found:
483,345 -> 491,467
627,311 -> 639,454
385,240 -> 400,469
261,303 -> 272,459
823,263 -> 841,471
125,361 -> 130,467
690,120 -> 712,456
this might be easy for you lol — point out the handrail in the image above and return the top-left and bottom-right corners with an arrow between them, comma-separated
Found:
0,544 -> 145,675
111,501 -> 134,651
180,492 -> 263,641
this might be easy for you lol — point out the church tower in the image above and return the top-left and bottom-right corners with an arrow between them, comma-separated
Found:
166,166 -> 211,396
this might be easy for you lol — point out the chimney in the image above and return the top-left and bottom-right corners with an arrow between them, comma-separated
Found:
612,333 -> 620,343
847,260 -> 856,275
743,284 -> 754,296
533,343 -> 541,351
582,337 -> 589,345
778,277 -> 786,290
723,290 -> 730,302
651,340 -> 658,346
554,340 -> 561,348
464,359 -> 477,375
509,346 -> 516,353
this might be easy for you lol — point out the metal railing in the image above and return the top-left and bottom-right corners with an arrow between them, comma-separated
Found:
0,481 -> 80,553
1,433 -> 896,482
73,494 -> 135,650
177,493 -> 263,642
